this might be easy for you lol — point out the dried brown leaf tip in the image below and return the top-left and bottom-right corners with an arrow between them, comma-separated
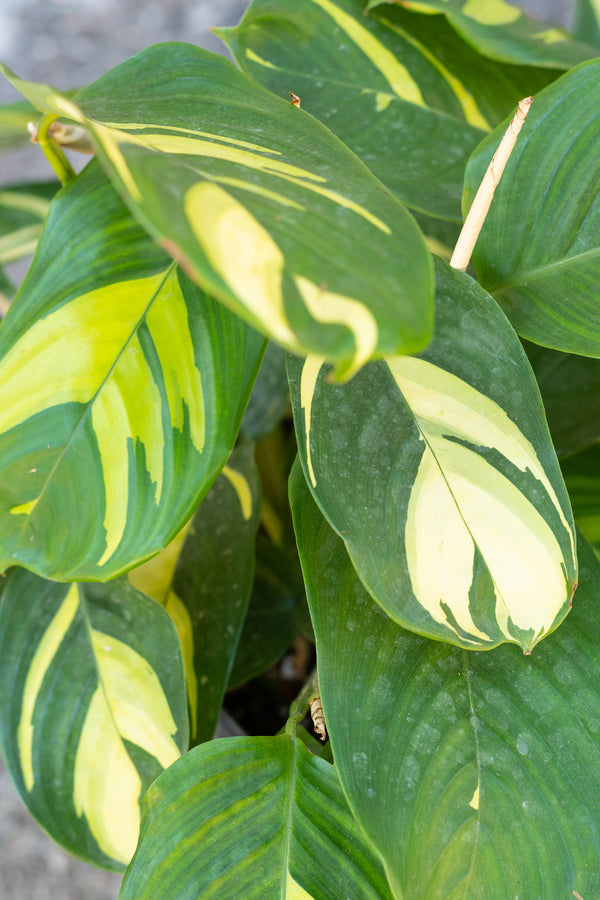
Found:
310,695 -> 327,741
289,91 -> 301,108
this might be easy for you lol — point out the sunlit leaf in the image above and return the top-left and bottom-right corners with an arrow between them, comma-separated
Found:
120,732 -> 392,899
291,464 -> 600,899
289,258 -> 577,650
0,45 -> 434,379
0,162 -> 264,580
0,569 -> 188,870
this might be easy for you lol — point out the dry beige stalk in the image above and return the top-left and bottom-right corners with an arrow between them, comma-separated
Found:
450,96 -> 533,272
310,694 -> 327,741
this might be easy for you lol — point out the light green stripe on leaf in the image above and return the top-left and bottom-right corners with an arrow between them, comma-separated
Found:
165,590 -> 198,740
17,584 -> 79,791
287,873 -> 315,899
74,688 -> 142,865
310,0 -> 425,106
90,630 -> 181,769
184,181 -> 296,346
294,275 -> 379,379
222,465 -> 253,521
461,0 -> 520,25
300,355 -> 326,488
145,266 -> 205,453
245,48 -> 277,69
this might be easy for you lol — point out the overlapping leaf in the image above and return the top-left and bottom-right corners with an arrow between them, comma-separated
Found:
367,0 -> 596,68
120,732 -> 392,899
0,161 -> 264,581
218,0 -> 557,223
0,45 -> 434,379
291,464 -> 600,899
562,443 -> 600,550
0,569 -> 188,870
240,342 -> 290,441
289,257 -> 577,650
465,60 -> 600,357
130,444 -> 261,745
526,342 -> 600,458
0,181 -> 56,266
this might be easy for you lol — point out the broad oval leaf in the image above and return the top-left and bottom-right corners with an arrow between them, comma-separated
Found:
0,45 -> 434,379
289,258 -> 577,650
219,0 -> 558,222
0,161 -> 264,580
291,465 -> 600,899
120,732 -> 392,899
465,60 -> 600,357
367,0 -> 596,68
130,443 -> 261,746
0,569 -> 188,870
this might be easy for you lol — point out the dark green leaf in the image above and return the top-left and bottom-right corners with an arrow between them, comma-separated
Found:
289,257 -> 577,651
241,342 -> 290,441
291,463 -> 600,899
562,443 -> 600,548
465,61 -> 600,356
0,161 -> 264,580
0,569 -> 188,870
120,732 -> 392,899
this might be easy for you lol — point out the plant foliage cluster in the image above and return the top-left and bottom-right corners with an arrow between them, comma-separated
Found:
1,0 -> 600,896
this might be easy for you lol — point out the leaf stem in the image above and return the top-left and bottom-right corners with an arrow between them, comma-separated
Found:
286,668 -> 319,737
450,96 -> 533,272
34,114 -> 77,186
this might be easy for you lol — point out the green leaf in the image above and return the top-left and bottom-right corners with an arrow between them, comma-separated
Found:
0,181 -> 56,265
575,0 -> 600,49
241,342 -> 290,441
525,342 -> 600,458
131,444 -> 261,745
465,60 -> 600,357
291,465 -> 600,899
367,0 -> 596,68
562,443 -> 600,548
0,99 -> 39,152
0,569 -> 188,870
120,732 -> 392,899
289,257 -> 577,651
0,161 -> 264,581
229,534 -> 307,688
218,0 -> 556,223
0,45 -> 434,379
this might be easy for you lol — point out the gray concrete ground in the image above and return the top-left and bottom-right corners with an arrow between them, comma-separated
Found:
0,0 -> 577,897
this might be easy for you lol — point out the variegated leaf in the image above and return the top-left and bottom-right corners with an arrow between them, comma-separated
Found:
0,569 -> 188,870
0,45 -> 434,379
218,0 -> 558,223
120,732 -> 392,899
0,161 -> 264,581
367,0 -> 596,68
130,443 -> 261,745
464,60 -> 600,358
289,257 -> 577,650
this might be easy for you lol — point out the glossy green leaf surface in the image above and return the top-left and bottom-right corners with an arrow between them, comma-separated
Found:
219,0 -> 556,223
131,444 -> 261,745
465,61 -> 600,357
289,258 -> 577,650
0,46 -> 434,379
291,464 -> 600,899
120,732 -> 392,899
562,444 -> 600,548
368,0 -> 596,68
229,535 -> 307,688
0,162 -> 264,581
0,569 -> 188,870
0,181 -> 56,265
526,342 -> 600,458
